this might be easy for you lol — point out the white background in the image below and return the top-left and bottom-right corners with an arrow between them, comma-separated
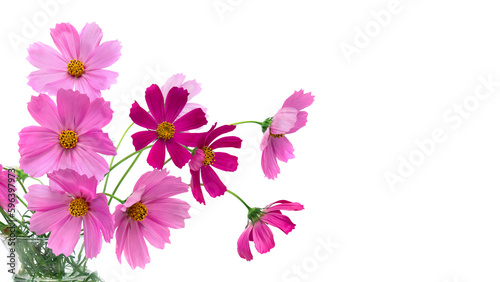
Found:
1,0 -> 500,281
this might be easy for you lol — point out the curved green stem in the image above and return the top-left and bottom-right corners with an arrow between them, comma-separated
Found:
108,150 -> 143,205
103,193 -> 125,204
226,189 -> 251,210
103,122 -> 135,193
229,120 -> 262,126
18,179 -> 28,194
29,177 -> 44,185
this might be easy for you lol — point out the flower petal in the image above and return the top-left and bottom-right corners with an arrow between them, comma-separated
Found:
132,131 -> 157,151
50,23 -> 80,61
129,101 -> 158,130
145,84 -> 166,124
182,79 -> 202,99
146,198 -> 190,229
212,152 -> 239,172
174,132 -> 204,147
271,135 -> 295,163
123,221 -> 150,269
29,207 -> 70,235
237,226 -> 253,261
48,215 -> 82,257
252,221 -> 275,254
63,147 -> 111,180
261,143 -> 280,180
25,184 -> 71,212
173,108 -> 207,132
261,212 -> 296,234
166,140 -> 192,169
88,194 -> 114,242
48,169 -> 97,199
57,89 -> 90,130
200,165 -> 226,198
77,96 -> 114,134
85,40 -> 122,70
205,125 -> 236,146
27,94 -> 62,132
19,134 -> 62,178
160,73 -> 185,95
282,89 -> 314,111
264,200 -> 304,212
189,169 -> 205,204
147,139 -> 166,170
27,42 -> 67,69
288,111 -> 308,134
83,69 -> 118,91
270,107 -> 298,135
79,22 -> 103,62
140,217 -> 171,249
210,136 -> 242,150
164,87 -> 188,123
83,212 -> 103,259
73,75 -> 101,100
78,129 -> 116,156
27,69 -> 73,95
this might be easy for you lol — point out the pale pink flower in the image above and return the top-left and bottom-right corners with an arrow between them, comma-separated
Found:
160,73 -> 206,117
27,22 -> 121,100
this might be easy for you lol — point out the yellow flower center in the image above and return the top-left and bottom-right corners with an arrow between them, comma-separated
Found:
156,122 -> 175,140
127,202 -> 148,221
202,146 -> 215,166
67,59 -> 85,77
69,198 -> 88,217
270,132 -> 285,138
59,130 -> 78,149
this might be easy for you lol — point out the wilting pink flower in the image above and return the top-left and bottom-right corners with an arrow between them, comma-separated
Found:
189,124 -> 241,204
18,89 -> 116,180
113,169 -> 190,269
25,169 -> 114,258
260,90 -> 314,179
0,165 -> 17,211
237,200 -> 304,261
27,22 -> 121,100
130,84 -> 207,170
160,73 -> 206,117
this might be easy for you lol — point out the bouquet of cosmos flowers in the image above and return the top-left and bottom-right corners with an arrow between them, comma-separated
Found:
0,22 -> 313,280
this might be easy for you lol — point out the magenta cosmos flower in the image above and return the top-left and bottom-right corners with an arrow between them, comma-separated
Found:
260,90 -> 314,179
113,169 -> 190,269
0,165 -> 17,211
25,169 -> 114,258
160,73 -> 206,117
237,200 -> 304,261
130,84 -> 207,170
27,22 -> 121,100
189,124 -> 241,204
18,89 -> 116,180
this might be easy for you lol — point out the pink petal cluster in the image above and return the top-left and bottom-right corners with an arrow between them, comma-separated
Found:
0,165 -> 17,211
27,22 -> 121,100
160,73 -> 206,117
25,169 -> 114,258
18,89 -> 116,180
130,84 -> 207,170
237,200 -> 304,261
189,124 -> 242,204
261,90 -> 314,179
113,169 -> 190,269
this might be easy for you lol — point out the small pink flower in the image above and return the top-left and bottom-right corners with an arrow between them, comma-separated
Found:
260,90 -> 314,179
0,165 -> 17,211
237,200 -> 304,261
27,22 -> 121,100
18,89 -> 116,180
189,124 -> 242,204
113,169 -> 190,269
160,73 -> 206,117
129,84 -> 207,170
25,169 -> 114,258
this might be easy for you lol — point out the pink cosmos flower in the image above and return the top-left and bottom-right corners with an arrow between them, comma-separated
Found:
25,169 -> 114,258
237,200 -> 304,261
130,84 -> 207,170
18,89 -> 116,180
189,124 -> 242,204
0,165 -> 17,211
27,22 -> 121,100
260,90 -> 314,179
160,73 -> 206,117
113,169 -> 190,269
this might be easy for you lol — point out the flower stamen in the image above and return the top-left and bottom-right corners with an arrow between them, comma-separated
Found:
156,122 -> 175,140
59,130 -> 78,149
270,132 -> 285,138
69,198 -> 88,217
67,60 -> 85,77
127,202 -> 148,221
202,146 -> 215,166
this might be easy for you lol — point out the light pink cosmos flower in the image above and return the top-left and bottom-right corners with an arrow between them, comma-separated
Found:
25,169 -> 114,258
189,124 -> 242,205
130,84 -> 207,170
260,90 -> 314,179
160,73 -> 206,117
113,169 -> 190,269
0,165 -> 17,211
18,89 -> 116,180
237,200 -> 304,261
27,22 -> 121,100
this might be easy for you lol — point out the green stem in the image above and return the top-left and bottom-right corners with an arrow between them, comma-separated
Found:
103,122 -> 134,193
29,177 -> 44,185
18,179 -> 28,194
108,150 -> 143,205
103,193 -> 125,204
105,145 -> 153,177
226,189 -> 251,210
229,120 -> 262,126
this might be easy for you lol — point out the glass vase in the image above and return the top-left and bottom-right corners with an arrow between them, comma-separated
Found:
2,236 -> 102,282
